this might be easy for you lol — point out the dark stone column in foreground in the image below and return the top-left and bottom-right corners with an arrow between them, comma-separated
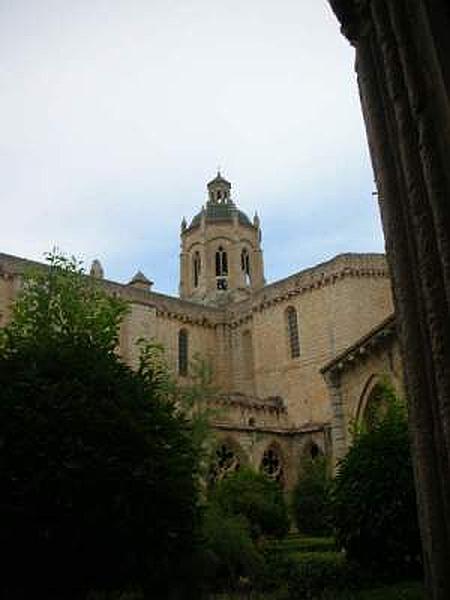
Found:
328,2 -> 450,598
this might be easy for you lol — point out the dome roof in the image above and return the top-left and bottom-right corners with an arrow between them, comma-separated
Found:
190,202 -> 252,228
187,172 -> 254,230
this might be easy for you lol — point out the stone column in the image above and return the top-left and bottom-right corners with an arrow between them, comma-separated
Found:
329,2 -> 450,597
323,370 -> 347,468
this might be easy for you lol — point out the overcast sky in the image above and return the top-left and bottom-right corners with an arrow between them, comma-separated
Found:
0,0 -> 385,295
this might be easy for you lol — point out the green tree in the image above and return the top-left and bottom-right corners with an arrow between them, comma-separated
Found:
291,456 -> 332,536
210,467 -> 290,541
332,384 -> 421,576
0,253 -> 126,355
0,252 -> 201,599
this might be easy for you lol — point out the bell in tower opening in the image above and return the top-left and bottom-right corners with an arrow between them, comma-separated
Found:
179,172 -> 265,306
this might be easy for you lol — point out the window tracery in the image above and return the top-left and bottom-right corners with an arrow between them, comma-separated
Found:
261,446 -> 284,484
209,442 -> 241,483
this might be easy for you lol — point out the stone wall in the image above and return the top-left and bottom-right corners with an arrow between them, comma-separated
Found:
0,250 -> 394,489
226,253 -> 393,427
321,315 -> 403,464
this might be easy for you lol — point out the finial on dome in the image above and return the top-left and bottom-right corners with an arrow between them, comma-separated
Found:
253,211 -> 260,228
90,259 -> 104,279
181,216 -> 187,232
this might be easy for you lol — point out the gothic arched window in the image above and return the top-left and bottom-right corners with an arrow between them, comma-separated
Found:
241,248 -> 251,285
209,441 -> 242,484
261,446 -> 284,485
216,246 -> 228,290
193,252 -> 201,288
178,329 -> 188,376
216,246 -> 228,276
286,306 -> 300,358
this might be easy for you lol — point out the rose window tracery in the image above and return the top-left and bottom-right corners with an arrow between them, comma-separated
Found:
209,442 -> 241,483
261,447 -> 284,484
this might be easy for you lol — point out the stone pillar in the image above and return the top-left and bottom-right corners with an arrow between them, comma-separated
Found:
329,2 -> 450,597
323,370 -> 347,468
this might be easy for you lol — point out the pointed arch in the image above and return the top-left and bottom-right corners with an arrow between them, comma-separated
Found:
193,251 -> 201,288
241,247 -> 251,285
302,439 -> 324,461
215,245 -> 228,290
215,246 -> 228,276
209,437 -> 248,484
356,375 -> 393,431
260,442 -> 285,486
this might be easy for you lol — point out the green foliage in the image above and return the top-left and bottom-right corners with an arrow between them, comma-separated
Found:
0,252 -> 127,355
333,384 -> 421,576
265,534 -> 336,555
291,456 -> 332,536
285,552 -> 361,600
210,467 -> 290,541
137,339 -> 219,485
200,468 -> 289,594
0,252 -> 201,599
201,504 -> 263,591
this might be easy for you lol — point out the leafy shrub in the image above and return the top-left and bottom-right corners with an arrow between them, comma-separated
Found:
0,253 -> 201,599
201,504 -> 263,591
291,456 -> 332,535
332,385 -> 421,577
286,552 -> 362,600
210,467 -> 290,540
256,548 -> 362,600
265,535 -> 336,556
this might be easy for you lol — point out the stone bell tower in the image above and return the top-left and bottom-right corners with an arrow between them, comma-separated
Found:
179,172 -> 265,305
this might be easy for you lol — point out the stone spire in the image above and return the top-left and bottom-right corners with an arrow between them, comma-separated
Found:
128,270 -> 153,291
90,259 -> 104,279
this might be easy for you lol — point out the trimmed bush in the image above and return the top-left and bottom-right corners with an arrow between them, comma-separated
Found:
210,467 -> 290,540
291,456 -> 332,536
201,504 -> 263,591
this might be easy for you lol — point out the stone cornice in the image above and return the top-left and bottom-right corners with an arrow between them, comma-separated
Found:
212,392 -> 287,414
226,254 -> 389,327
0,252 -> 389,330
0,252 -> 223,328
321,313 -> 396,376
211,420 -> 328,436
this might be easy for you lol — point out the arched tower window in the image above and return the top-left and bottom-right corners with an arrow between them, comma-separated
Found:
241,248 -> 251,286
286,306 -> 300,358
215,246 -> 228,290
193,252 -> 201,288
178,329 -> 188,376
